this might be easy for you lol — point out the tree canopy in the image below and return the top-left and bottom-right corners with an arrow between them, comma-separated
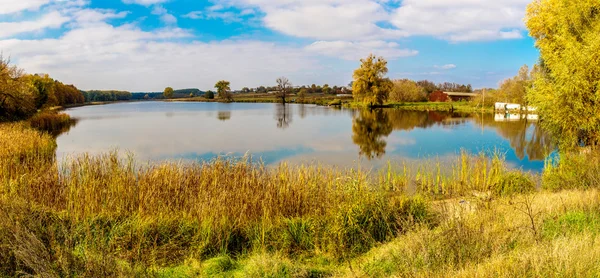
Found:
214,80 -> 232,102
525,0 -> 600,149
276,77 -> 292,104
163,87 -> 174,99
352,54 -> 393,106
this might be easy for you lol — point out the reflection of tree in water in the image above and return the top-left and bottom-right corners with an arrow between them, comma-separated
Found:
385,110 -> 468,131
352,109 -> 393,159
299,104 -> 306,119
217,111 -> 231,121
474,114 -> 554,160
275,104 -> 292,129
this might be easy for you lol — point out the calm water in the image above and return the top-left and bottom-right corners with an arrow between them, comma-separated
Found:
57,102 -> 554,172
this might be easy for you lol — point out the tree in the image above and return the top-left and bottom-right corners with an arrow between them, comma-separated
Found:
205,91 -> 215,99
323,84 -> 332,94
352,54 -> 393,106
525,0 -> 600,148
298,88 -> 308,103
214,80 -> 232,102
417,80 -> 439,95
241,87 -> 250,94
389,79 -> 427,103
0,55 -> 36,120
163,87 -> 174,99
496,65 -> 531,105
144,94 -> 149,100
276,77 -> 292,104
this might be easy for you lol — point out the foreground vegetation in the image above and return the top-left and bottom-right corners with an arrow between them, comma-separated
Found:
1,123 -> 599,277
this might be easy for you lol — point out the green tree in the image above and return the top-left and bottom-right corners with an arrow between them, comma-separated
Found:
525,0 -> 600,148
389,79 -> 427,103
215,80 -> 232,102
323,84 -> 332,94
205,91 -> 215,99
298,88 -> 308,103
352,54 -> 393,106
163,87 -> 174,99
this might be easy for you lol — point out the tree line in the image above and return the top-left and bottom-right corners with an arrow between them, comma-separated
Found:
1,55 -> 85,120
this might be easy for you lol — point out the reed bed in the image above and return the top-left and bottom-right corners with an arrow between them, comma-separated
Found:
2,124 -> 597,277
28,111 -> 78,136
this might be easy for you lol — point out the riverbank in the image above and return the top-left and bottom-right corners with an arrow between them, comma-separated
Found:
1,123 -> 598,277
346,101 -> 495,113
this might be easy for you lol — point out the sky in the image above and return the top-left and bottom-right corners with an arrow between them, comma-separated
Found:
0,0 -> 540,92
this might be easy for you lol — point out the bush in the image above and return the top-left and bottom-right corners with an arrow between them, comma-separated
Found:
328,99 -> 342,106
389,79 -> 427,103
205,91 -> 215,99
493,172 -> 536,196
543,151 -> 600,191
28,111 -> 77,136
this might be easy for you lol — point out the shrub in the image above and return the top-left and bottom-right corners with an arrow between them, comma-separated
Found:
543,151 -> 600,191
328,99 -> 342,106
429,91 -> 449,102
29,111 -> 77,136
493,172 -> 536,196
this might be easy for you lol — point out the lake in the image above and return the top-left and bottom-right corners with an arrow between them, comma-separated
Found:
57,102 -> 554,172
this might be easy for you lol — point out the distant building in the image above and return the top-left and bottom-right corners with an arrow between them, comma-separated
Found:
444,92 -> 478,101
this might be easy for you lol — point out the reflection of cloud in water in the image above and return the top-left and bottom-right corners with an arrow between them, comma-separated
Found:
57,102 -> 552,172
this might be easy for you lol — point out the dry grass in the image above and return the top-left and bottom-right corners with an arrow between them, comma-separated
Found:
2,124 -> 599,277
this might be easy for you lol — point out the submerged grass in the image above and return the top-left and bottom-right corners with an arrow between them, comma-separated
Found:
1,124 -> 599,277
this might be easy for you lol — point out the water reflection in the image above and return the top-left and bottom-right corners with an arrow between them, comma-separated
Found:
217,111 -> 231,121
275,104 -> 292,129
57,102 -> 555,171
352,109 -> 393,159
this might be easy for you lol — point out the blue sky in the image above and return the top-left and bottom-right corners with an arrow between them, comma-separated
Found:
0,0 -> 539,91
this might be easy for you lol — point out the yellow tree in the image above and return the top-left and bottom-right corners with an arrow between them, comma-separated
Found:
352,54 -> 393,107
0,55 -> 36,120
526,0 -> 600,149
214,80 -> 232,102
163,87 -> 174,99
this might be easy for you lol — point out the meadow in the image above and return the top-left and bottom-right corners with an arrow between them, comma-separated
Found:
1,117 -> 599,277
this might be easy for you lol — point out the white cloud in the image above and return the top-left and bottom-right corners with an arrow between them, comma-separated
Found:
0,20 -> 324,91
434,64 -> 456,70
0,0 -> 52,14
220,0 -> 406,41
151,5 -> 177,25
218,0 -> 529,42
306,40 -> 418,61
390,0 -> 529,42
0,11 -> 69,38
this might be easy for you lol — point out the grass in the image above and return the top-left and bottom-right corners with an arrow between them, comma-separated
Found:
1,123 -> 599,277
28,111 -> 78,136
347,101 -> 495,113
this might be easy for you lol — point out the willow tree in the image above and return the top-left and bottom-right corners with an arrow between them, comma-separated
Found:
526,0 -> 600,149
352,54 -> 393,107
214,80 -> 233,102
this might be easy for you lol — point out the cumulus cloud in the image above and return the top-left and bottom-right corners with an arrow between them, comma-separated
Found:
0,11 -> 70,38
219,0 -> 530,42
390,0 -> 529,42
0,0 -> 53,14
306,41 -> 418,61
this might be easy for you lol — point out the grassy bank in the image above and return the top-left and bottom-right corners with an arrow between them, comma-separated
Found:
174,93 -> 354,106
346,101 -> 495,113
1,124 -> 598,277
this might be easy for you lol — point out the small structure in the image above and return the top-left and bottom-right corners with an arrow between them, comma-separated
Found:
494,102 -> 537,112
444,92 -> 478,101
